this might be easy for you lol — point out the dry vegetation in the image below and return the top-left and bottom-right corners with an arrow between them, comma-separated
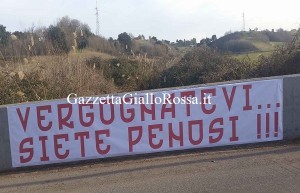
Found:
0,45 -> 181,105
1,35 -> 299,106
0,52 -> 118,105
0,17 -> 299,106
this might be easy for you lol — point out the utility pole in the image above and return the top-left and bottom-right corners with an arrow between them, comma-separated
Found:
95,1 -> 100,36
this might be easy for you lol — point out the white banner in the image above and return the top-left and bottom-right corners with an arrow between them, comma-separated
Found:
7,79 -> 283,167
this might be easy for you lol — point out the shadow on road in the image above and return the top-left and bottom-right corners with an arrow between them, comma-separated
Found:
0,145 -> 299,189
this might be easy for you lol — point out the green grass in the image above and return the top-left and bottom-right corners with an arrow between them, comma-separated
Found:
233,41 -> 285,61
251,41 -> 284,52
232,51 -> 273,61
251,41 -> 273,51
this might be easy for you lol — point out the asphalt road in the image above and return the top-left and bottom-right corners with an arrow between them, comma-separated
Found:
0,142 -> 300,193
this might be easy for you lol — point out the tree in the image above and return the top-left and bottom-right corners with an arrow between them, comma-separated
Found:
191,38 -> 197,45
0,25 -> 10,46
80,23 -> 93,37
118,32 -> 132,52
57,16 -> 80,33
199,38 -> 211,46
77,36 -> 88,50
56,16 -> 93,49
12,31 -> 26,39
211,35 -> 217,42
151,36 -> 158,42
46,25 -> 69,54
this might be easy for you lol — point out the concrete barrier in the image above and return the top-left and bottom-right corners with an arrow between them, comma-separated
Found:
0,74 -> 299,172
0,107 -> 12,171
283,75 -> 300,139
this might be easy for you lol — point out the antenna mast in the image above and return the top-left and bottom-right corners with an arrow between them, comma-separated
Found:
95,1 -> 100,36
242,11 -> 246,31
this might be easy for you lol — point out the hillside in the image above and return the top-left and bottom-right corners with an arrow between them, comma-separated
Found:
198,30 -> 295,61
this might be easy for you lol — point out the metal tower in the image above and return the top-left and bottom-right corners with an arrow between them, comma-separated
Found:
95,1 -> 100,36
242,11 -> 246,31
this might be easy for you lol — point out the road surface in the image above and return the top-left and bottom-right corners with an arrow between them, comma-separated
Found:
0,142 -> 300,193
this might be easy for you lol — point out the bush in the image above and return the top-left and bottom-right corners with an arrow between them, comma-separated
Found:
0,70 -> 48,104
255,50 -> 300,77
0,55 -> 117,105
88,36 -> 121,55
156,48 -> 253,88
85,55 -> 178,91
132,40 -> 170,57
86,56 -> 148,91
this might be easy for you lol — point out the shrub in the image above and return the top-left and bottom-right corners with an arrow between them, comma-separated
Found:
0,55 -> 117,105
157,48 -> 253,88
88,36 -> 121,55
86,56 -> 146,90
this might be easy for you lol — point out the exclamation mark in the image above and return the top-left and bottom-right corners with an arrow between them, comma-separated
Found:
257,114 -> 261,139
274,112 -> 279,137
266,113 -> 270,138
274,103 -> 280,138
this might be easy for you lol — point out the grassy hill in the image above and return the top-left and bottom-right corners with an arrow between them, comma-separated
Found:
232,41 -> 285,61
209,30 -> 295,61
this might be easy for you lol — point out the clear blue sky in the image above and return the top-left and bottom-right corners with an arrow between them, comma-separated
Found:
0,0 -> 299,41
